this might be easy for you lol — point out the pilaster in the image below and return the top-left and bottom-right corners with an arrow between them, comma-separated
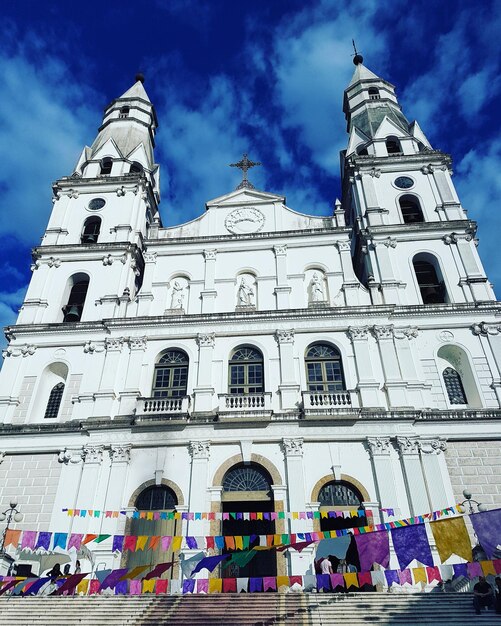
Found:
272,245 -> 291,309
201,249 -> 217,313
373,325 -> 408,408
193,333 -> 215,413
187,441 -> 211,536
101,445 -> 131,534
136,252 -> 157,315
367,437 -> 400,520
94,337 -> 125,418
71,445 -> 105,533
275,330 -> 300,410
396,437 -> 430,516
347,327 -> 382,407
119,337 -> 147,415
418,438 -> 450,510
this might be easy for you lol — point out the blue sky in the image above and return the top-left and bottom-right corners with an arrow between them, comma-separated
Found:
1,0 -> 500,333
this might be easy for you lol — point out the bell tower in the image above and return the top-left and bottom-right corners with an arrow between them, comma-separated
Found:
341,53 -> 495,307
18,75 -> 161,325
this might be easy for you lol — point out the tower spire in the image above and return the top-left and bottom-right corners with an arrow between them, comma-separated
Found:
352,39 -> 364,66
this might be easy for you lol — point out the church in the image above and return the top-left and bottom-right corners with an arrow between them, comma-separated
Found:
0,53 -> 500,584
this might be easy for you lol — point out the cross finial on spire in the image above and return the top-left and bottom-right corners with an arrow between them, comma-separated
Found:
229,153 -> 261,190
352,39 -> 364,66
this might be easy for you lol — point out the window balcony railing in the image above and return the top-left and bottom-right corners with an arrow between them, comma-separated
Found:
218,393 -> 272,417
302,390 -> 359,416
137,395 -> 190,418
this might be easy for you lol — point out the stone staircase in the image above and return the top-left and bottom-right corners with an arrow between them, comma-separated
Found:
0,592 -> 498,625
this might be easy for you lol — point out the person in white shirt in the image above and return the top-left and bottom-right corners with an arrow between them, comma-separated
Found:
320,556 -> 333,575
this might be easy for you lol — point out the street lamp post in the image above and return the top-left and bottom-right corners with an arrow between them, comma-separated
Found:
0,499 -> 24,554
458,488 -> 488,515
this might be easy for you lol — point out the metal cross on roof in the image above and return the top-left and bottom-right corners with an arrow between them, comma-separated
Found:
229,153 -> 261,190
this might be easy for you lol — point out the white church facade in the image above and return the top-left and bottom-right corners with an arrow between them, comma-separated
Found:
0,57 -> 500,580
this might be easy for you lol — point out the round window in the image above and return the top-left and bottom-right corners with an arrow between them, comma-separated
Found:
394,176 -> 414,189
88,198 -> 106,211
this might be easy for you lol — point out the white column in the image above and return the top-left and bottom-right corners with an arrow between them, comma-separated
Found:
373,325 -> 408,408
273,245 -> 291,309
472,323 -> 501,405
396,437 -> 430,516
94,338 -> 125,418
49,448 -> 85,533
347,327 -> 382,407
371,238 -> 403,304
187,442 -> 210,538
393,327 -> 430,407
193,333 -> 215,413
72,445 -> 105,534
283,438 -> 312,575
275,330 -> 300,410
367,437 -> 400,520
137,252 -> 156,315
418,439 -> 450,510
201,249 -> 217,313
101,445 -> 131,535
119,337 -> 147,414
360,171 -> 387,226
337,241 -> 360,305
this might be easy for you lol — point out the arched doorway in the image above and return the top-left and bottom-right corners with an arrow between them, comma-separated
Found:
317,480 -> 367,572
125,484 -> 178,577
221,463 -> 276,579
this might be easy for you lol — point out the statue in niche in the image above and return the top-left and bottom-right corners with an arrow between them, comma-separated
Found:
170,280 -> 185,309
309,272 -> 325,303
237,277 -> 255,306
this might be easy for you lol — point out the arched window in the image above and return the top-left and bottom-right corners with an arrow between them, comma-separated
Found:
305,344 -> 345,392
44,382 -> 65,419
386,136 -> 402,154
223,464 -> 272,493
136,485 -> 177,511
319,480 -> 363,507
413,257 -> 446,304
152,350 -> 188,398
119,106 -> 130,119
100,158 -> 113,176
62,275 -> 89,322
443,367 -> 467,405
130,161 -> 143,174
229,346 -> 264,394
368,87 -> 380,100
81,216 -> 101,244
399,195 -> 424,224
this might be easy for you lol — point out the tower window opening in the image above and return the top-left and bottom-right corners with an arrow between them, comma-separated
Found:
400,195 -> 424,224
130,162 -> 143,174
62,276 -> 89,322
119,106 -> 130,119
386,136 -> 402,155
357,145 -> 369,156
229,346 -> 264,395
100,158 -> 113,176
44,382 -> 65,418
413,258 -> 446,304
81,216 -> 101,244
443,367 -> 467,404
368,87 -> 380,100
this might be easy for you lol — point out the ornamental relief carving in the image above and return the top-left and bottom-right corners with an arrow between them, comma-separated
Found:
373,325 -> 394,341
347,326 -> 370,342
472,322 -> 501,336
58,448 -> 84,465
189,441 -> 211,459
367,437 -> 392,456
273,244 -> 287,256
83,445 -> 105,464
224,207 -> 265,234
110,444 -> 132,464
105,337 -> 125,352
282,438 -> 304,457
396,436 -> 420,455
418,438 -> 447,455
196,333 -> 215,348
203,249 -> 217,260
129,337 -> 147,351
275,329 -> 295,344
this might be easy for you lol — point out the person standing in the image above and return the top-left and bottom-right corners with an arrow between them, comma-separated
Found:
473,576 -> 494,614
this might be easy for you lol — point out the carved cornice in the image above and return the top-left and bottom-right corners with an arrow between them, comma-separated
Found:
472,322 -> 501,336
203,249 -> 217,260
58,448 -> 84,465
348,326 -> 370,341
373,325 -> 394,341
196,333 -> 215,348
110,444 -> 131,464
143,252 -> 157,263
273,244 -> 287,256
189,441 -> 210,459
282,438 -> 304,457
83,445 -> 105,464
418,438 -> 447,455
2,344 -> 37,358
129,337 -> 147,351
396,436 -> 420,455
393,327 -> 419,340
105,337 -> 125,352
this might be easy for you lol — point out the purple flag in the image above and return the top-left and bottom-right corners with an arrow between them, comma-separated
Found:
143,563 -> 172,580
263,577 -> 277,591
53,574 -> 88,595
355,530 -> 390,571
186,536 -> 198,549
330,573 -> 344,589
112,535 -> 124,553
453,563 -> 469,578
398,569 -> 412,585
385,570 -> 399,587
470,509 -> 501,559
21,530 -> 37,551
249,577 -> 262,592
182,579 -> 195,594
35,532 -> 51,550
100,568 -> 128,590
468,562 -> 483,578
316,574 -> 330,591
391,524 -> 433,570
68,534 -> 83,551
115,580 -> 128,595
191,554 -> 230,576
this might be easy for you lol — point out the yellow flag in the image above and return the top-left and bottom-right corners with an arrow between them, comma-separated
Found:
292,512 -> 299,520
76,579 -> 89,595
136,536 -> 148,551
273,534 -> 282,546
344,573 -> 359,588
413,567 -> 427,584
171,536 -> 182,552
209,578 -> 222,593
256,513 -> 263,520
430,516 -> 472,562
142,579 -> 155,593
481,560 -> 496,576
120,565 -> 150,580
235,536 -> 243,550
276,576 -> 290,588
146,512 -> 154,521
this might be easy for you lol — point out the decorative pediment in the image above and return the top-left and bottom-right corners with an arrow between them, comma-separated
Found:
92,137 -> 123,160
346,126 -> 372,157
409,120 -> 432,149
206,187 -> 285,210
126,143 -> 150,167
373,116 -> 409,140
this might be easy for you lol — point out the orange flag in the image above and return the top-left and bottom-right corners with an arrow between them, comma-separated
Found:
4,529 -> 21,548
82,534 -> 98,545
149,536 -> 160,551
